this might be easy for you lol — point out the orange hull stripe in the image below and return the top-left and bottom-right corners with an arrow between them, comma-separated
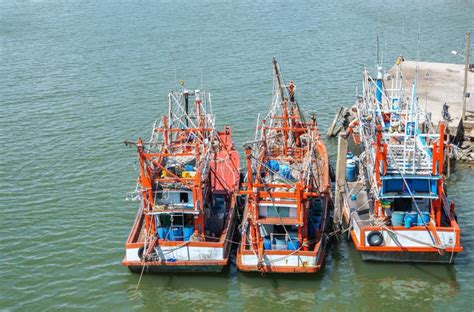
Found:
236,252 -> 322,273
350,231 -> 463,253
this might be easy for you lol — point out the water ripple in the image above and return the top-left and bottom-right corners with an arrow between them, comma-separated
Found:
1,0 -> 473,311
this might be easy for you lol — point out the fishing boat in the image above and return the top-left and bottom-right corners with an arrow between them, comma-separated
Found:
122,88 -> 241,272
237,59 -> 331,273
335,58 -> 463,263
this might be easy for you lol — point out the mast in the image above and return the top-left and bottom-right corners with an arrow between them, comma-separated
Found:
462,31 -> 470,121
272,58 -> 286,101
184,89 -> 189,126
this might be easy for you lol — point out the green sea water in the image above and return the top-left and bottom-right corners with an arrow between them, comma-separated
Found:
1,0 -> 473,311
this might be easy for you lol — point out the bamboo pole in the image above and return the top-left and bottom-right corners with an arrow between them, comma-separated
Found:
327,106 -> 344,137
334,131 -> 348,225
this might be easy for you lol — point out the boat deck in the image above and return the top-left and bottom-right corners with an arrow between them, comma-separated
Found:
346,181 -> 371,224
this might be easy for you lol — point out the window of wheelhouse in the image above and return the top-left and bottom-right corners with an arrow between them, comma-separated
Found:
180,192 -> 189,203
153,189 -> 194,207
258,203 -> 297,218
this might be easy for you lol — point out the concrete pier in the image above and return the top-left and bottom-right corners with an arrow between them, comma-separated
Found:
387,60 -> 474,136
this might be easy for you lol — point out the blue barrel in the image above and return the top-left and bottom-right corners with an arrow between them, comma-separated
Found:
169,226 -> 183,241
346,162 -> 357,182
404,212 -> 417,228
408,212 -> 418,224
280,165 -> 292,179
348,158 -> 359,176
267,160 -> 280,172
157,226 -> 170,240
273,238 -> 287,250
417,212 -> 430,226
184,165 -> 195,172
288,239 -> 300,250
391,212 -> 405,226
183,226 -> 194,241
263,236 -> 272,250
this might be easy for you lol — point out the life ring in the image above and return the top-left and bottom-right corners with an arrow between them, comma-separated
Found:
367,231 -> 384,246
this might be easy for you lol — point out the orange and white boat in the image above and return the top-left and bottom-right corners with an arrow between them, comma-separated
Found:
122,88 -> 240,272
337,59 -> 463,263
237,59 -> 331,273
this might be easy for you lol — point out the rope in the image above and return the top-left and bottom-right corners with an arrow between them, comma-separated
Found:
327,224 -> 352,238
154,240 -> 190,257
449,224 -> 456,264
370,215 -> 445,250
202,234 -> 240,245
346,152 -> 453,252
246,149 -> 326,268
241,221 -> 260,260
262,237 -> 323,265
249,154 -> 294,185
133,226 -> 154,294
134,263 -> 147,295
265,244 -> 305,264
386,144 -> 442,252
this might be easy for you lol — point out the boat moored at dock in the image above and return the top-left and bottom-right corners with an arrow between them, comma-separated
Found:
237,59 -> 331,273
123,88 -> 240,272
335,59 -> 463,263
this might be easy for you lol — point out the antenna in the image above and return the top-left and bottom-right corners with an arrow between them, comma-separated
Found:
415,13 -> 421,83
199,35 -> 203,91
381,47 -> 385,68
376,11 -> 381,66
400,8 -> 406,58
170,40 -> 178,89
415,0 -> 421,84
376,35 -> 380,66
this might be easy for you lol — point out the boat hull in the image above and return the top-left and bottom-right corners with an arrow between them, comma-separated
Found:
123,200 -> 238,273
125,261 -> 227,273
359,250 -> 457,263
236,240 -> 327,274
342,207 -> 462,264
237,193 -> 331,274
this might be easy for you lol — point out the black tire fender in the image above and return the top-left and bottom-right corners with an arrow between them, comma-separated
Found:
367,231 -> 384,246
